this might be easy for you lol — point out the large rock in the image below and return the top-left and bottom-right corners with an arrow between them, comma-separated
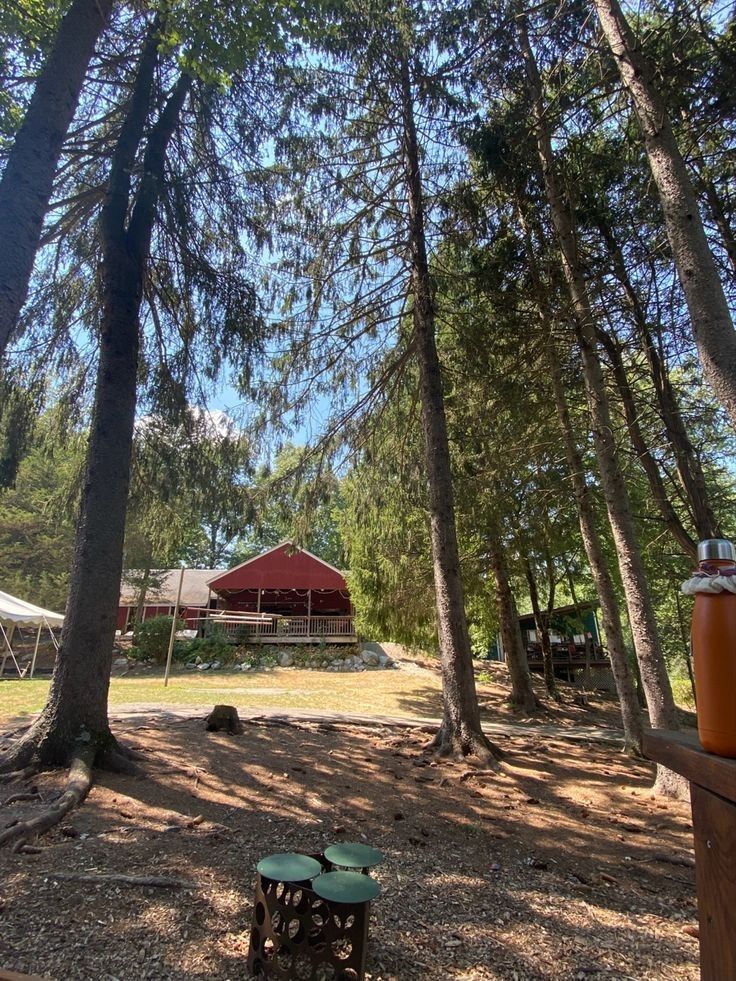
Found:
277,650 -> 294,667
361,649 -> 381,667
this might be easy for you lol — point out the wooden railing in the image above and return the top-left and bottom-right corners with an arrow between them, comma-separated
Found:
526,643 -> 609,666
207,614 -> 355,643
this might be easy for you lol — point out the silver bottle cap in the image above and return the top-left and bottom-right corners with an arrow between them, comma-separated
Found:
697,538 -> 736,562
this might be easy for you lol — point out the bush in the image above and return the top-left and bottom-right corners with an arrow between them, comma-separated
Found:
671,675 -> 696,711
179,633 -> 234,665
236,648 -> 278,669
130,615 -> 185,664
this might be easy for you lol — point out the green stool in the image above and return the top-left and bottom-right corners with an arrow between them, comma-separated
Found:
323,842 -> 384,874
247,852 -> 382,980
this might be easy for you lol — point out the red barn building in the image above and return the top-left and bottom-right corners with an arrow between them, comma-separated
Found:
117,568 -> 222,633
207,542 -> 355,643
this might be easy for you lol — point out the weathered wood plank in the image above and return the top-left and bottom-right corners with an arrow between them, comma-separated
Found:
691,783 -> 736,980
642,728 -> 736,803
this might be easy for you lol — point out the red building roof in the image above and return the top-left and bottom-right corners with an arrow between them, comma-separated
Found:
208,542 -> 347,593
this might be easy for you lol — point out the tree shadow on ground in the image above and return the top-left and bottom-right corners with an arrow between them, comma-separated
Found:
0,716 -> 697,980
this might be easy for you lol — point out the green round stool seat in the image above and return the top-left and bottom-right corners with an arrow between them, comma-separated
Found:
324,842 -> 384,870
312,870 -> 381,904
256,852 -> 323,882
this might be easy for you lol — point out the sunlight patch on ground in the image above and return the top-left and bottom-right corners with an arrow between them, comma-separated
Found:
0,666 -> 443,723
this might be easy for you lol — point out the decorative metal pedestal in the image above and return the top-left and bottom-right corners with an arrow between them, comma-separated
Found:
247,851 -> 381,980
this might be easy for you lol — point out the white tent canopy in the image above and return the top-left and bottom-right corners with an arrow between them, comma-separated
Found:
0,589 -> 64,678
0,590 -> 64,628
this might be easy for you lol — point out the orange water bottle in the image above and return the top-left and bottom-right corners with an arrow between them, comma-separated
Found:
689,538 -> 736,757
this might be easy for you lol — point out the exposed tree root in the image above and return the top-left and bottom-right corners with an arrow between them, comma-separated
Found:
14,842 -> 45,854
633,851 -> 695,869
2,791 -> 42,806
508,693 -> 544,714
458,769 -> 499,783
100,743 -> 142,776
0,765 -> 39,785
108,738 -> 144,762
0,725 -> 148,850
426,724 -> 503,767
0,743 -> 95,850
0,734 -> 38,776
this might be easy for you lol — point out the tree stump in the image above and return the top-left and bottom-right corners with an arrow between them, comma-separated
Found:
205,705 -> 243,735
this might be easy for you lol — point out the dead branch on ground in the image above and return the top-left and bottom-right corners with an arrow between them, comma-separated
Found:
47,872 -> 197,888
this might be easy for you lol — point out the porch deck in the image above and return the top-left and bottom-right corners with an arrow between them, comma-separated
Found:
207,614 -> 357,644
526,643 -> 610,682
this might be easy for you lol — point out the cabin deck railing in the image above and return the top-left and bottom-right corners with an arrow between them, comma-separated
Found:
206,614 -> 356,643
525,644 -> 609,666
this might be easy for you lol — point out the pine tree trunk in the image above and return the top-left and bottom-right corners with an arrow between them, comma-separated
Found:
487,535 -> 537,713
598,217 -> 720,539
644,321 -> 721,540
596,324 -> 697,559
592,0 -> 736,429
524,559 -> 558,699
31,234 -> 144,762
700,176 -> 736,275
546,342 -> 643,752
3,27 -> 190,768
0,0 -> 114,362
515,207 -> 643,752
134,549 -> 154,626
519,18 -> 676,733
399,54 -> 497,760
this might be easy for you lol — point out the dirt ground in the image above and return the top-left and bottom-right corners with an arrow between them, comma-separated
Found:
0,712 -> 698,981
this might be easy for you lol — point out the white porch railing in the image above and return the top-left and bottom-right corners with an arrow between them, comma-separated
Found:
207,614 -> 355,643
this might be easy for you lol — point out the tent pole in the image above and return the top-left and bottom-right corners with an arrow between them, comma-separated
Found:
0,622 -> 21,677
0,622 -> 8,677
164,566 -> 186,688
30,624 -> 42,679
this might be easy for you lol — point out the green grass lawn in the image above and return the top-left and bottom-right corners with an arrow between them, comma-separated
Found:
0,666 -> 444,725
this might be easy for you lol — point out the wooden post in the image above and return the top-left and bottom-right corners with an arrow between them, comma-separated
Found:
644,729 -> 736,979
204,585 -> 212,638
256,587 -> 261,638
307,589 -> 312,637
30,624 -> 42,679
164,566 -> 185,688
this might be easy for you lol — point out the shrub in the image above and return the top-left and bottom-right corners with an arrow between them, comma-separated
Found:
131,616 -> 185,664
179,633 -> 234,665
237,648 -> 278,669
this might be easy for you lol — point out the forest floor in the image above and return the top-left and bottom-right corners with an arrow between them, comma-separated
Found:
0,656 -> 699,981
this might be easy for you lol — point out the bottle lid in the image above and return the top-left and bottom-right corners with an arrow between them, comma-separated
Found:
698,538 -> 736,562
